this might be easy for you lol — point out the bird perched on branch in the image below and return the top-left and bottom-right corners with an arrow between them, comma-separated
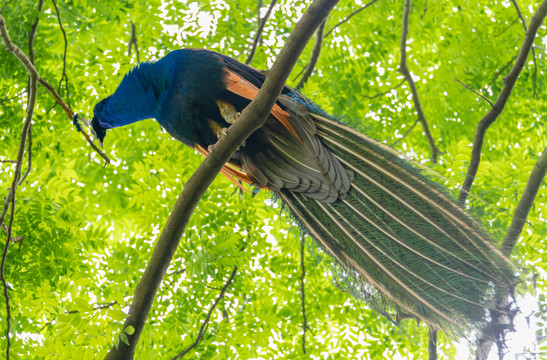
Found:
90,48 -> 514,331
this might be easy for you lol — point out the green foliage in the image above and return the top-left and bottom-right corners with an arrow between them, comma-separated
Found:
0,0 -> 545,358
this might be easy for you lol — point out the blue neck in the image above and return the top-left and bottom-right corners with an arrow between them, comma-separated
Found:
94,61 -> 171,129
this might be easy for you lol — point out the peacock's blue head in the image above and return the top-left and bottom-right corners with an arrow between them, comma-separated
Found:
91,97 -> 110,146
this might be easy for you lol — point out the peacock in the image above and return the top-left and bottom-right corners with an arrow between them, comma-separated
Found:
89,48 -> 515,331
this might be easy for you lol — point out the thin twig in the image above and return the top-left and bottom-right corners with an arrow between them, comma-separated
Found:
93,301 -> 118,311
0,0 -> 14,14
0,15 -> 111,164
324,0 -> 380,38
51,0 -> 71,108
296,20 -> 326,90
489,55 -> 518,85
1,196 -> 14,360
246,0 -> 277,65
332,278 -> 367,319
39,301 -> 119,333
455,79 -> 495,108
0,160 -> 16,164
127,20 -> 140,63
256,0 -> 263,45
510,0 -> 538,97
399,0 -> 441,163
172,267 -> 238,359
0,94 -> 20,105
300,234 -> 307,354
457,0 -> 547,204
391,119 -> 419,147
421,0 -> 427,19
364,79 -> 405,99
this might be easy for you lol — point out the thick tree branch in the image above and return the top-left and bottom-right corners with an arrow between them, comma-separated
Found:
51,0 -> 71,108
0,15 -> 111,164
300,234 -> 307,354
171,266 -> 237,359
428,327 -> 437,360
457,0 -> 547,204
103,0 -> 338,358
399,0 -> 441,163
324,0 -> 380,38
295,19 -> 326,90
510,0 -> 538,97
501,149 -> 547,256
245,0 -> 277,65
127,20 -> 140,63
475,148 -> 547,360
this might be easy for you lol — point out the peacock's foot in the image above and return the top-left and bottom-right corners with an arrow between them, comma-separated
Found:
216,100 -> 240,124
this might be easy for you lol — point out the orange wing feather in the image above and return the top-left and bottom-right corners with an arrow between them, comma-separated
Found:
195,144 -> 266,192
223,70 -> 303,143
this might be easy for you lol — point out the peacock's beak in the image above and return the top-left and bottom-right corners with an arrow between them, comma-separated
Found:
73,114 -> 104,149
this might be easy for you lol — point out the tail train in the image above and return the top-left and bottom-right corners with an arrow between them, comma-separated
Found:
278,113 -> 514,330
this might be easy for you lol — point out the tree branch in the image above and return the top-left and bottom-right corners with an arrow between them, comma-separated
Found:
0,15 -> 111,164
428,327 -> 437,360
295,19 -> 326,90
455,79 -> 495,108
421,0 -> 427,19
324,0 -> 380,38
391,118 -> 419,147
475,147 -> 547,360
510,0 -> 538,98
127,20 -> 140,64
245,0 -> 277,65
399,0 -> 441,163
0,73 -> 36,360
103,0 -> 338,358
457,0 -> 547,204
489,55 -> 518,86
300,234 -> 307,354
501,149 -> 547,257
17,126 -> 31,186
171,266 -> 238,359
1,196 -> 14,360
364,79 -> 405,99
51,0 -> 71,108
0,0 -> 14,14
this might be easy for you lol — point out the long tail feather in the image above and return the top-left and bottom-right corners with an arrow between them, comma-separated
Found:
279,113 -> 515,331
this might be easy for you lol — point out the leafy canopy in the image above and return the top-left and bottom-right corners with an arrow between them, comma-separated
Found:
0,0 -> 545,358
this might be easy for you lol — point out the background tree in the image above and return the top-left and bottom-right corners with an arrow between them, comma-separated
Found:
0,0 -> 546,359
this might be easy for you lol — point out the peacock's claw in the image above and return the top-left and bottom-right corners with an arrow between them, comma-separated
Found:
216,100 -> 240,124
